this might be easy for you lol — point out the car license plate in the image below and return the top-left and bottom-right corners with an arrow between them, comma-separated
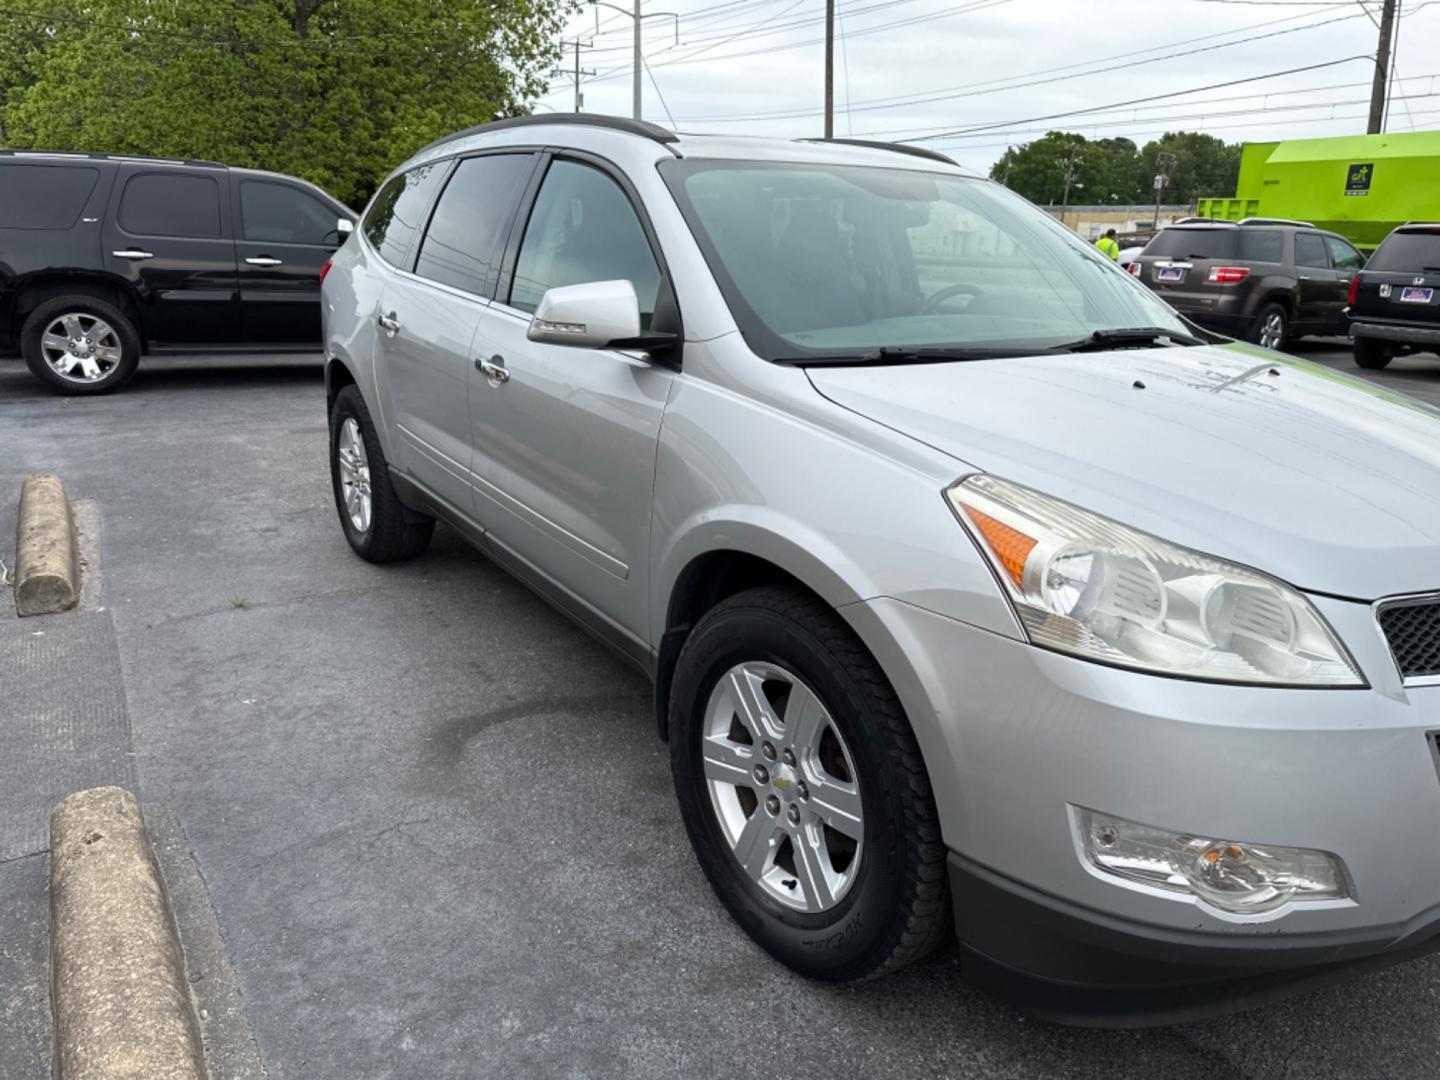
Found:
1156,267 -> 1185,283
1400,286 -> 1434,304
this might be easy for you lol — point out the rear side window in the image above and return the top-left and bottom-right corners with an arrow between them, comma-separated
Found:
1143,229 -> 1236,259
0,164 -> 100,230
240,180 -> 339,245
1294,233 -> 1328,268
414,154 -> 533,296
363,164 -> 444,268
119,173 -> 221,238
1238,230 -> 1283,263
1367,230 -> 1440,272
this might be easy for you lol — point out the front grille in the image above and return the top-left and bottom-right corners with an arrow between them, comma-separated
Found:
1378,598 -> 1440,679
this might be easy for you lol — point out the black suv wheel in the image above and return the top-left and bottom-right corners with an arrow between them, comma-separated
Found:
20,295 -> 141,395
1354,336 -> 1394,369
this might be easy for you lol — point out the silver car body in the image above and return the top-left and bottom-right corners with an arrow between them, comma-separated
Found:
323,122 -> 1440,1007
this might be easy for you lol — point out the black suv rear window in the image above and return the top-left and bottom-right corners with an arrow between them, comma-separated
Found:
1367,230 -> 1440,272
0,164 -> 100,230
1143,227 -> 1284,262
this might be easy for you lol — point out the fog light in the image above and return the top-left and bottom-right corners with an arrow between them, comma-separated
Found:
1076,809 -> 1348,914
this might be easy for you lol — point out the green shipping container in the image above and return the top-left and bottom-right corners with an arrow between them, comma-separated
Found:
1196,130 -> 1440,250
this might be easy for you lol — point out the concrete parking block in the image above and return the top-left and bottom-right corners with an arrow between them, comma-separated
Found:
15,473 -> 79,616
50,787 -> 205,1080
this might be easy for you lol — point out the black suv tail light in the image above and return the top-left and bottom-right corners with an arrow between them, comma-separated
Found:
1206,266 -> 1251,284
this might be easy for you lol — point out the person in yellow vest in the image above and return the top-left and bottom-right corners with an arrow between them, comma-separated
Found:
1094,228 -> 1121,260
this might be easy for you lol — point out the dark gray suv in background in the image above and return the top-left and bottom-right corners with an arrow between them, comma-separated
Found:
1131,219 -> 1366,349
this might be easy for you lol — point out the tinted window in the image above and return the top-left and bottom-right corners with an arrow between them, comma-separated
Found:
1142,229 -> 1236,259
414,154 -> 532,296
1324,235 -> 1364,272
0,164 -> 100,230
119,173 -> 221,238
241,180 -> 339,245
1294,232 -> 1328,268
510,160 -> 661,322
363,163 -> 444,268
1367,230 -> 1440,272
1239,229 -> 1283,263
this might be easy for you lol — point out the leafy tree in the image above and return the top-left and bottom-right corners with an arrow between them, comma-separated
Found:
0,0 -> 570,206
1137,131 -> 1242,205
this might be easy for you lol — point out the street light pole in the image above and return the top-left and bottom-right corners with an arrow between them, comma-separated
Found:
633,0 -> 642,121
589,1 -> 679,122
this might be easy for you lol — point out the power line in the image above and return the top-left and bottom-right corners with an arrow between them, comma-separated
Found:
666,4 -> 1374,122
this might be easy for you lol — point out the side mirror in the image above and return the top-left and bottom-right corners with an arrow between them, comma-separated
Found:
527,280 -> 642,349
337,218 -> 354,236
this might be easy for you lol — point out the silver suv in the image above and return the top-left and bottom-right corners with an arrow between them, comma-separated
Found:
321,116 -> 1440,1022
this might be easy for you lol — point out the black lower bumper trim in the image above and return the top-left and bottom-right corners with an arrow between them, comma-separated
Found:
1351,320 -> 1440,347
949,853 -> 1440,1026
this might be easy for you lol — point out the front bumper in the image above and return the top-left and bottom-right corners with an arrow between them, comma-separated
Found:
1351,319 -> 1440,348
845,595 -> 1440,1020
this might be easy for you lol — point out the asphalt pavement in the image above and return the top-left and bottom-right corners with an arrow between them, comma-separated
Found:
4,342 -> 1440,1080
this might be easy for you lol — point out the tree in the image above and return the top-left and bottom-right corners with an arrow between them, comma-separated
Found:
0,0 -> 570,206
1137,131 -> 1241,205
990,132 -> 1146,205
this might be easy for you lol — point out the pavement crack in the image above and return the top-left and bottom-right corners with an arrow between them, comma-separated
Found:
0,848 -> 49,867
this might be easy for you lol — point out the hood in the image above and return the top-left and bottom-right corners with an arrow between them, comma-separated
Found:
808,343 -> 1440,600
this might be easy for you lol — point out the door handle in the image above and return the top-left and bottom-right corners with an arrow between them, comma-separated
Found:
1297,274 -> 1313,281
475,356 -> 510,383
245,256 -> 284,267
377,312 -> 400,335
112,249 -> 154,260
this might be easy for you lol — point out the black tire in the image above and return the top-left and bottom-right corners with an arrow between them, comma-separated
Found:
328,384 -> 434,562
669,585 -> 950,982
1247,302 -> 1289,351
20,294 -> 141,395
1353,336 -> 1394,370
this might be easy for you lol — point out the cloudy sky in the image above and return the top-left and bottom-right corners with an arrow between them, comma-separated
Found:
532,0 -> 1439,174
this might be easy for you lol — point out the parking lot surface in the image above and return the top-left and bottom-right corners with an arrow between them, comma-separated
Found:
4,343 -> 1440,1079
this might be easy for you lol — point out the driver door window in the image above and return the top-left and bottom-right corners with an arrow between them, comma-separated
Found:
508,160 -> 661,325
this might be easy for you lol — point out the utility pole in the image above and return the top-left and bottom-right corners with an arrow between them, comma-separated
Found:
552,39 -> 595,113
1153,151 -> 1177,229
824,0 -> 835,139
1367,0 -> 1398,133
589,1 -> 679,122
1060,148 -> 1081,220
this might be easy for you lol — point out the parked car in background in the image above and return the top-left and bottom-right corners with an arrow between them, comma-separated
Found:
0,150 -> 355,394
1129,218 -> 1365,349
323,115 -> 1440,1022
1348,222 -> 1440,369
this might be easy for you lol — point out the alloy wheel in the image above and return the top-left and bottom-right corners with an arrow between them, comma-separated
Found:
701,661 -> 864,913
40,313 -> 122,383
1259,311 -> 1286,350
336,417 -> 372,534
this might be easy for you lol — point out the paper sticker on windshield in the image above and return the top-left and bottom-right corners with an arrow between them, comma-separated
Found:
1345,163 -> 1374,197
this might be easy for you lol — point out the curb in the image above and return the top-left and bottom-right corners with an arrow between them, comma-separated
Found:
15,473 -> 79,616
50,787 -> 207,1080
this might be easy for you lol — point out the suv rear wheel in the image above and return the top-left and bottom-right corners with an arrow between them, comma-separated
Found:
328,384 -> 434,562
20,295 -> 141,395
1353,336 -> 1394,370
1249,302 -> 1289,351
669,585 -> 950,981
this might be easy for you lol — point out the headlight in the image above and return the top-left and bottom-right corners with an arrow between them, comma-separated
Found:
947,474 -> 1363,686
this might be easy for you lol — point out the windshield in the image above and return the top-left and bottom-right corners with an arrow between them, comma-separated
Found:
658,158 -> 1191,361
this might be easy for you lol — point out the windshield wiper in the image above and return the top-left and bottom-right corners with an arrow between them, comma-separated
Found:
781,345 -> 1040,367
1056,327 -> 1206,353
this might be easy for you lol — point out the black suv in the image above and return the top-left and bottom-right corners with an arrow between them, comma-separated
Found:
1348,223 -> 1440,369
0,150 -> 355,394
1130,218 -> 1366,350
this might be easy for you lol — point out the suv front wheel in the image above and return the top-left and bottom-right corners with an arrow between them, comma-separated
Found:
1249,302 -> 1289,351
669,585 -> 950,981
20,295 -> 141,395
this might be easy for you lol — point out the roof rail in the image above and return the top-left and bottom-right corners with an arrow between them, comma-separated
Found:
1170,216 -> 1230,225
1239,216 -> 1316,228
412,114 -> 678,159
1397,221 -> 1440,231
0,148 -> 225,168
796,138 -> 957,166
